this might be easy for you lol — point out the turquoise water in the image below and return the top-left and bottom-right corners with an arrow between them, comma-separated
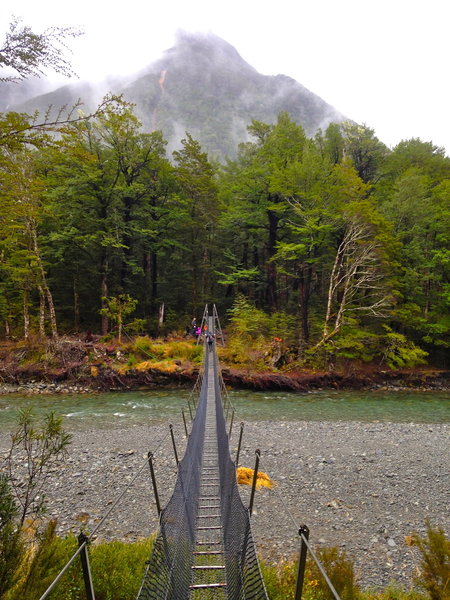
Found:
0,389 -> 449,431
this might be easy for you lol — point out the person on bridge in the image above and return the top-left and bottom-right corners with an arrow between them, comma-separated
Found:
206,331 -> 215,351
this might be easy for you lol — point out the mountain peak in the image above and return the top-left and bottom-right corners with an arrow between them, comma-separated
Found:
3,33 -> 346,160
173,31 -> 248,61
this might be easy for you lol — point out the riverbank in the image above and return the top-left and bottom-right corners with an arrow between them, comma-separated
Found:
0,366 -> 449,395
0,420 -> 448,591
0,336 -> 449,394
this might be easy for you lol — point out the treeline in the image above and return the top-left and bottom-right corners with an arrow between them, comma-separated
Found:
0,99 -> 449,367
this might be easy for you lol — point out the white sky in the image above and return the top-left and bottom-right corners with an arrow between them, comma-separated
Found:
1,0 -> 449,154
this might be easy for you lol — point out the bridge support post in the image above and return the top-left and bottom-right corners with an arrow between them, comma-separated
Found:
169,424 -> 179,466
147,451 -> 162,516
248,449 -> 260,516
78,532 -> 95,600
228,409 -> 235,438
235,422 -> 244,466
294,525 -> 310,600
182,409 -> 189,437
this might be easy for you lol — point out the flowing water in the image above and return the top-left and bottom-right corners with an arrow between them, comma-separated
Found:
0,388 -> 449,432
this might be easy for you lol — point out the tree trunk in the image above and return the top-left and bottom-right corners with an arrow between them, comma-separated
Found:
30,224 -> 58,338
298,266 -> 312,345
23,288 -> 30,340
266,209 -> 279,312
73,276 -> 80,332
151,252 -> 158,303
38,285 -> 46,337
101,257 -> 109,336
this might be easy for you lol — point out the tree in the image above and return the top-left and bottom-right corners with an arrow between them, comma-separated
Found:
0,17 -> 81,82
319,214 -> 391,347
37,100 -> 178,333
0,146 -> 58,338
173,133 -> 219,310
219,113 -> 307,312
341,122 -> 388,183
100,294 -> 138,342
375,140 -> 450,359
4,409 -> 71,527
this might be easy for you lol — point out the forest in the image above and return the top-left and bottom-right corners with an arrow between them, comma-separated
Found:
0,95 -> 449,370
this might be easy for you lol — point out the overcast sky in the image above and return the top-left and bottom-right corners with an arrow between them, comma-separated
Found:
1,0 -> 449,154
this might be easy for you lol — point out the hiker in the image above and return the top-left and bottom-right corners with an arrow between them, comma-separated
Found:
206,331 -> 215,351
190,317 -> 197,337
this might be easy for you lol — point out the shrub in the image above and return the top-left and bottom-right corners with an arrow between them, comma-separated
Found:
413,522 -> 450,600
305,546 -> 360,600
89,537 -> 154,600
6,522 -> 79,600
381,327 -> 428,369
260,559 -> 296,600
224,296 -> 296,367
129,337 -> 203,365
0,476 -> 25,598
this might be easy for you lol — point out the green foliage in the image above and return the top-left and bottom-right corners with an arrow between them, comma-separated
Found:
359,585 -> 426,600
381,327 -> 428,369
413,522 -> 450,600
1,528 -> 154,600
89,537 -> 154,600
11,521 -> 78,600
130,336 -> 203,364
224,296 -> 296,366
305,546 -> 360,600
227,295 -> 270,338
259,559 -> 296,600
260,549 -> 427,600
101,296 -> 137,328
329,327 -> 381,363
302,326 -> 381,369
0,476 -> 25,598
0,93 -> 449,367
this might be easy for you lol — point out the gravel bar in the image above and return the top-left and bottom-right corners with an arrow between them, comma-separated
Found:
0,419 -> 448,591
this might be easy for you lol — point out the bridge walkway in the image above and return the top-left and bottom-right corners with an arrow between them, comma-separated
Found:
190,354 -> 227,597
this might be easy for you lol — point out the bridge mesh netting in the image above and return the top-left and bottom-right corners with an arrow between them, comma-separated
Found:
137,341 -> 268,600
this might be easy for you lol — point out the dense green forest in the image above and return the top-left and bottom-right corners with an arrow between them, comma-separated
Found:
0,97 -> 449,368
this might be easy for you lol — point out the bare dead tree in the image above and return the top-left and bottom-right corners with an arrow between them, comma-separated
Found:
315,217 -> 391,349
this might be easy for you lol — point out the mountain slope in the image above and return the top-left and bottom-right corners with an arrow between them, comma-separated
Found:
8,32 -> 346,159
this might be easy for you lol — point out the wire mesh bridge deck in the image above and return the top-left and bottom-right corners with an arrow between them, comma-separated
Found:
137,313 -> 268,600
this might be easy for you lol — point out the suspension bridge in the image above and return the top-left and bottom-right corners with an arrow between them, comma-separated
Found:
39,305 -> 341,600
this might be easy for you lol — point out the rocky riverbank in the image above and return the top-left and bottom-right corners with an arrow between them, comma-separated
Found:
1,420 -> 448,591
0,366 -> 449,395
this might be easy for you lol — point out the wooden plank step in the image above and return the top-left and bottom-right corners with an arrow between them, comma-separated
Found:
196,525 -> 222,530
193,551 -> 223,555
196,541 -> 222,546
198,514 -> 221,518
192,565 -> 225,570
189,583 -> 227,589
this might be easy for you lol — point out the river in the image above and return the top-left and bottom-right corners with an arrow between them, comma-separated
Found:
0,388 -> 449,431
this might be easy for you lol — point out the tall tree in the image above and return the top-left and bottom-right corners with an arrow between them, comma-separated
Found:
0,146 -> 58,337
173,133 -> 219,310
